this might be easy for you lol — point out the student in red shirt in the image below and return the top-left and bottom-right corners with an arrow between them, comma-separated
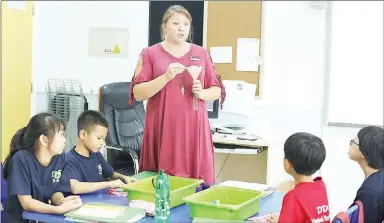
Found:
266,132 -> 330,223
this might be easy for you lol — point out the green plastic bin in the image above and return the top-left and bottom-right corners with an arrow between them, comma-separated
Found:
183,186 -> 263,221
122,175 -> 204,208
131,171 -> 157,180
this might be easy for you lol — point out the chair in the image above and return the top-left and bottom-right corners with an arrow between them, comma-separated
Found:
98,82 -> 145,175
332,201 -> 364,223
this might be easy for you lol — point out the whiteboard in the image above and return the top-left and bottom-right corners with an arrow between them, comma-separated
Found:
326,1 -> 383,127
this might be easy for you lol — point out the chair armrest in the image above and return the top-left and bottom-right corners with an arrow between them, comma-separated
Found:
105,144 -> 139,159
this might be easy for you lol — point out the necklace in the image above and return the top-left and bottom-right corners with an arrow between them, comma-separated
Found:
178,48 -> 194,96
178,73 -> 187,96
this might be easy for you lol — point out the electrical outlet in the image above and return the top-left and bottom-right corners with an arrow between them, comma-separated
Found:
104,49 -> 112,53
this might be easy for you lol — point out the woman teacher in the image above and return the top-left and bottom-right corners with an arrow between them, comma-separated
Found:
129,5 -> 225,186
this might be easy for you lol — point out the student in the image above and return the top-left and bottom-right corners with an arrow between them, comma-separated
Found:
2,113 -> 82,223
348,126 -> 384,223
264,132 -> 330,223
58,110 -> 136,195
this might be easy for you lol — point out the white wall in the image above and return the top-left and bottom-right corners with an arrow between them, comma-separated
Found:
249,0 -> 327,185
31,1 -> 149,114
31,1 -> 370,218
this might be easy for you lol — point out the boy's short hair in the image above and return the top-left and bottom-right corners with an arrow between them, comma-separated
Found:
284,132 -> 326,176
357,126 -> 384,169
77,110 -> 109,135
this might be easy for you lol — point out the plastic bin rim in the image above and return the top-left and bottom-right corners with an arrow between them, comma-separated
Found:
182,185 -> 263,211
122,176 -> 204,194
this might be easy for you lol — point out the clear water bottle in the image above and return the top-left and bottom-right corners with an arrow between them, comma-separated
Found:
154,170 -> 170,223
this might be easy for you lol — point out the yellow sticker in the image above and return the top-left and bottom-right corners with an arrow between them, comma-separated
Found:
112,45 -> 120,54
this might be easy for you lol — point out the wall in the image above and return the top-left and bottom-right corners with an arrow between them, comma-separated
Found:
31,1 -> 149,114
209,1 -> 361,217
244,0 -> 327,186
31,1 -> 367,218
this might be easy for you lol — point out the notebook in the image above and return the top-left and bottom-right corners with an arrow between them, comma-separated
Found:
64,202 -> 145,223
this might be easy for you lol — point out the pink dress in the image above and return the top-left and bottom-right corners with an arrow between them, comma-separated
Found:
129,43 -> 225,185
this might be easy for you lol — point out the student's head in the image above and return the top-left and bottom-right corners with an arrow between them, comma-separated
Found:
283,132 -> 326,176
348,126 -> 384,169
3,112 -> 66,179
161,5 -> 193,43
77,110 -> 109,153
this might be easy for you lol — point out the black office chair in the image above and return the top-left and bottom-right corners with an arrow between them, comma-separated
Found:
98,82 -> 145,175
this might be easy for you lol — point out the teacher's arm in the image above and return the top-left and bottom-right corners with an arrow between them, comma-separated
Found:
133,53 -> 185,101
133,76 -> 169,101
198,86 -> 221,102
198,50 -> 224,102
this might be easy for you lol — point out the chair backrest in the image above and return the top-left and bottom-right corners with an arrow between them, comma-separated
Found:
332,201 -> 364,223
98,82 -> 145,155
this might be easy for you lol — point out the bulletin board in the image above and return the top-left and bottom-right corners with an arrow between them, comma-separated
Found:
206,2 -> 262,95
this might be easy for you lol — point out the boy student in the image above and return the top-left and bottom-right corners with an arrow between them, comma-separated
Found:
348,126 -> 384,223
262,132 -> 330,223
58,110 -> 136,195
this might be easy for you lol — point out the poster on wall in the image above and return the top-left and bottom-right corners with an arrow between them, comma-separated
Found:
7,1 -> 26,11
236,38 -> 262,72
210,46 -> 233,64
88,27 -> 129,58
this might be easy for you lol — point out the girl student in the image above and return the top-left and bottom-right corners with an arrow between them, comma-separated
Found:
3,112 -> 82,223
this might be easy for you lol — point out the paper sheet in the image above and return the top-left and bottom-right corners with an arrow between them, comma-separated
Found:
7,1 -> 26,11
221,80 -> 257,117
236,38 -> 262,72
210,46 -> 232,63
73,204 -> 125,218
218,180 -> 274,192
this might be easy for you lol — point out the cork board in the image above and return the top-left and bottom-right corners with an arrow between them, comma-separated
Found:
206,1 -> 262,95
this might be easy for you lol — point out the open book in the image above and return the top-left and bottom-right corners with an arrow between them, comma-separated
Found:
64,202 -> 145,223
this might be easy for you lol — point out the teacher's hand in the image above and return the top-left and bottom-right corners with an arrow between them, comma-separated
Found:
164,63 -> 185,81
192,80 -> 203,98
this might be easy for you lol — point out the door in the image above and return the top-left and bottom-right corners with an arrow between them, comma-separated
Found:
2,2 -> 33,161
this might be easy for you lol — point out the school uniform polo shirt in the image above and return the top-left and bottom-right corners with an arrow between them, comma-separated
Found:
4,150 -> 66,223
354,168 -> 384,223
57,147 -> 114,194
278,177 -> 330,223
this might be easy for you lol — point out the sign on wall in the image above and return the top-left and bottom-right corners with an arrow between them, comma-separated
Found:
88,27 -> 129,58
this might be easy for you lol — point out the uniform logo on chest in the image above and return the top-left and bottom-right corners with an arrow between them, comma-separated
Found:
97,164 -> 103,175
51,170 -> 62,183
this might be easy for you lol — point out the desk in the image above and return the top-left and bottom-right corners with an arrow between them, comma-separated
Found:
213,133 -> 269,184
23,191 -> 284,223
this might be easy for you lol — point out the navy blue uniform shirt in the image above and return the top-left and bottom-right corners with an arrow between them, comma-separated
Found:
57,147 -> 114,194
354,168 -> 384,223
4,149 -> 66,223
